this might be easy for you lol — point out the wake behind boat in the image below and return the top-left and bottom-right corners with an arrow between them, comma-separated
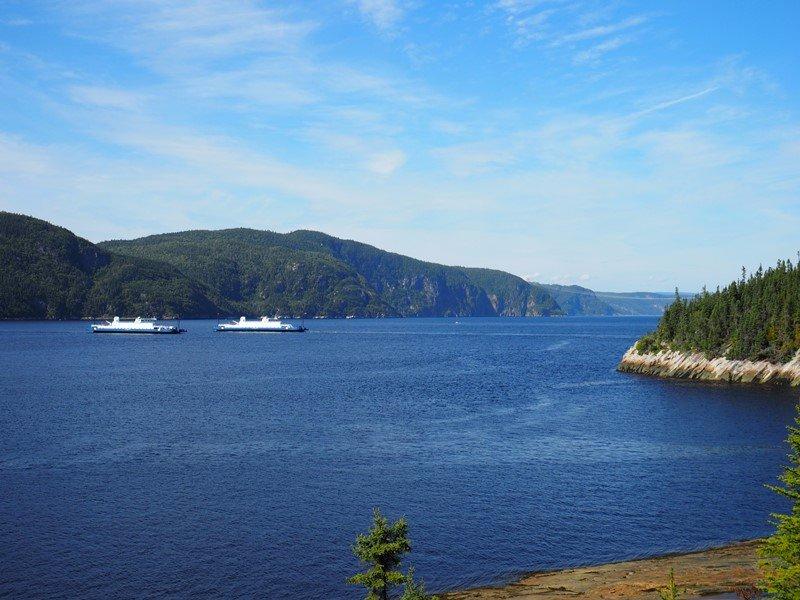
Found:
215,316 -> 307,333
90,317 -> 185,334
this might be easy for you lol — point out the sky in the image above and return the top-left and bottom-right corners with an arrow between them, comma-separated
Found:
0,1 -> 798,291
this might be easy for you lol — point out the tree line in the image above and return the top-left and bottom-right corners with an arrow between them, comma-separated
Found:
637,257 -> 800,363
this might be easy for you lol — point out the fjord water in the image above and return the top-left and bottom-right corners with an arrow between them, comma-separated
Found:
0,317 -> 796,599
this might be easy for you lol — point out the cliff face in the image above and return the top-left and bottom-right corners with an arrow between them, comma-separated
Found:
618,344 -> 800,386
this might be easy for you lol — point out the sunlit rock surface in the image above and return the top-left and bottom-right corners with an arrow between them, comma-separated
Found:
618,345 -> 800,386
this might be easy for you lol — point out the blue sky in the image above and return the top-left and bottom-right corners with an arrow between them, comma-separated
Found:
0,1 -> 798,291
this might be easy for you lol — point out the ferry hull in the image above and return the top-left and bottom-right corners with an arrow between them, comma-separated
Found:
89,317 -> 185,334
91,328 -> 185,334
215,326 -> 307,333
215,316 -> 307,333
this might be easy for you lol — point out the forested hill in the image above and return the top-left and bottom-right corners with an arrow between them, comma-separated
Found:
636,260 -> 800,363
1,211 -> 677,320
100,228 -> 562,318
0,212 -> 220,319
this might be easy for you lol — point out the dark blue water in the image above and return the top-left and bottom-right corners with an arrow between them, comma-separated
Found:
0,317 -> 796,599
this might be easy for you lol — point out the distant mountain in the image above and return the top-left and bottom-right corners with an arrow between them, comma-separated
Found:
594,291 -> 694,315
536,285 -> 694,316
1,211 -> 685,320
0,212 -> 220,319
101,228 -> 561,318
539,284 -> 616,316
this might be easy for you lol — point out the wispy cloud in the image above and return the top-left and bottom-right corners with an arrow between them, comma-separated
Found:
59,0 -> 441,112
496,0 -> 564,17
495,0 -> 650,63
432,140 -> 519,176
66,0 -> 315,64
2,18 -> 33,26
633,86 -> 719,118
304,127 -> 407,175
572,34 -> 635,64
349,0 -> 406,32
554,15 -> 646,45
69,85 -> 146,110
0,1 -> 797,290
367,149 -> 407,175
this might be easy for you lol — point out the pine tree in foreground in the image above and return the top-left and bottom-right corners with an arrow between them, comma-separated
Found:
349,508 -> 412,600
760,404 -> 800,599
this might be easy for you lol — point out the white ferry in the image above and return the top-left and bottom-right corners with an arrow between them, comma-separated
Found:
215,316 -> 307,333
90,316 -> 185,334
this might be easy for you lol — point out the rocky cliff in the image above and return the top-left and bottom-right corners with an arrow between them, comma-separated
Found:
618,344 -> 800,386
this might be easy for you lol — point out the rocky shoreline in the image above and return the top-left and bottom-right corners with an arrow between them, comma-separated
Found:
618,344 -> 800,386
441,540 -> 760,599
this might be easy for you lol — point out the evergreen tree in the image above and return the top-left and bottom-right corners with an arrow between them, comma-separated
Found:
760,404 -> 800,598
638,257 -> 800,363
349,508 -> 411,600
400,568 -> 439,600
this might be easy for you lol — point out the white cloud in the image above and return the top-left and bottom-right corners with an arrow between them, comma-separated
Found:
69,85 -> 145,110
57,0 -> 442,115
350,0 -> 405,32
431,120 -> 468,135
572,34 -> 635,64
2,18 -> 33,26
495,0 -> 562,16
2,1 -> 798,292
495,1 -> 650,64
432,140 -> 519,176
554,15 -> 646,46
0,134 -> 57,175
305,127 -> 407,176
71,0 -> 316,63
633,86 -> 719,118
366,149 -> 406,175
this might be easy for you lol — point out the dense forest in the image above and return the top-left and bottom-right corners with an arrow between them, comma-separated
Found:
0,212 -> 220,319
3,212 -> 565,319
636,259 -> 800,363
101,227 -> 564,317
2,211 -> 676,320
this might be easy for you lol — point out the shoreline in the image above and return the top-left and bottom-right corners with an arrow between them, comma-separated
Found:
0,314 -> 662,322
441,540 -> 761,599
618,344 -> 800,386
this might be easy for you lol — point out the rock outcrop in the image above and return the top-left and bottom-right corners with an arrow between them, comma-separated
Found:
443,540 -> 761,600
618,344 -> 800,386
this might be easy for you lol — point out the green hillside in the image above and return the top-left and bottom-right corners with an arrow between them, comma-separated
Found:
101,229 -> 392,318
7,211 -> 685,320
636,260 -> 800,363
102,228 -> 563,317
0,212 -> 220,319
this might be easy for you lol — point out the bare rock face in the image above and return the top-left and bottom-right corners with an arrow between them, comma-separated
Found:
618,345 -> 800,386
442,540 -> 761,600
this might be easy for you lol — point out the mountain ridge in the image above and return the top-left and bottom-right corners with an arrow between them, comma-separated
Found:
1,212 -> 678,319
100,227 -> 562,318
